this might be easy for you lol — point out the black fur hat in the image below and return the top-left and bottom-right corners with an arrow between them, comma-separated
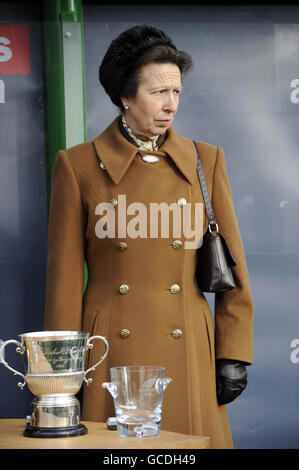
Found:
99,25 -> 178,108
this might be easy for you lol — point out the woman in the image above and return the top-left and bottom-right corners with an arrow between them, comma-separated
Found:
44,25 -> 254,449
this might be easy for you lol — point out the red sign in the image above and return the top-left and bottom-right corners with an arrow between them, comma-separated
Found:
0,25 -> 31,74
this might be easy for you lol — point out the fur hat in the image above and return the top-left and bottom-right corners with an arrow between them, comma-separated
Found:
99,25 -> 178,108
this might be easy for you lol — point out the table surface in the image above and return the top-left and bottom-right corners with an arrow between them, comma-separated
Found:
0,419 -> 210,449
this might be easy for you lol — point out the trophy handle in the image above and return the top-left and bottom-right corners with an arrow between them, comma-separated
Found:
0,339 -> 27,389
84,335 -> 109,385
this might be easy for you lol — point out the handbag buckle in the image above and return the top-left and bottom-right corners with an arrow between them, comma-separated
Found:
208,222 -> 219,235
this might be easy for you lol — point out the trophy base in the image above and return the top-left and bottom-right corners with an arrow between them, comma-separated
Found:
23,422 -> 88,438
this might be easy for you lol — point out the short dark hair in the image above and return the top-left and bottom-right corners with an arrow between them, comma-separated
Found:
99,25 -> 193,111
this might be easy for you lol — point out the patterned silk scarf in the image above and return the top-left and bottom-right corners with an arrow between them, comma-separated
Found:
121,114 -> 160,151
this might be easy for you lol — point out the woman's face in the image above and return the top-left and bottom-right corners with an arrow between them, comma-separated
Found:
121,62 -> 182,138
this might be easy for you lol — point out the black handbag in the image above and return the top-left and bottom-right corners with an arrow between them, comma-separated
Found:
193,141 -> 237,293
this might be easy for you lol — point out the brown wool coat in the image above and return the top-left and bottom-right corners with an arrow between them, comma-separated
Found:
44,116 -> 254,449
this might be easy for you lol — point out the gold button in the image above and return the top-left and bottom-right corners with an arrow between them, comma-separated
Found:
118,241 -> 127,251
177,197 -> 187,207
120,329 -> 130,339
172,329 -> 183,339
170,284 -> 180,294
119,284 -> 129,294
110,198 -> 118,207
172,240 -> 182,250
99,161 -> 106,170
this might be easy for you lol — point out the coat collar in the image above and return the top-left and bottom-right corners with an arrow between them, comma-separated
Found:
93,116 -> 197,185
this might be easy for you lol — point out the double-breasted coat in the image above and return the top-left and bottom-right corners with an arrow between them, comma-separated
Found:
44,116 -> 254,449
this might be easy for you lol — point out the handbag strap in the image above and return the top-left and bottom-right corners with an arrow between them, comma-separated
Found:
193,141 -> 219,233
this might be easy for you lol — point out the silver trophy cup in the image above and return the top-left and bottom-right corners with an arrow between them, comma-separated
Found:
0,331 -> 109,437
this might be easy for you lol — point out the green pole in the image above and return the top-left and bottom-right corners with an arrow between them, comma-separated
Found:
42,0 -> 87,209
42,0 -> 88,290
42,0 -> 66,208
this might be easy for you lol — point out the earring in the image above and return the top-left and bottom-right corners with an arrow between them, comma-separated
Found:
124,105 -> 129,110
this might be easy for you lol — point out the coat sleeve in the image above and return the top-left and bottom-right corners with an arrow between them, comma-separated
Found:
44,150 -> 86,331
212,146 -> 254,365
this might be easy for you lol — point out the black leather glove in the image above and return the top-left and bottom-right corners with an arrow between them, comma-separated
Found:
216,359 -> 248,405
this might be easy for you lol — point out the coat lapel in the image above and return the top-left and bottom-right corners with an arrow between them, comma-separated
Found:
161,126 -> 197,185
93,116 -> 198,185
